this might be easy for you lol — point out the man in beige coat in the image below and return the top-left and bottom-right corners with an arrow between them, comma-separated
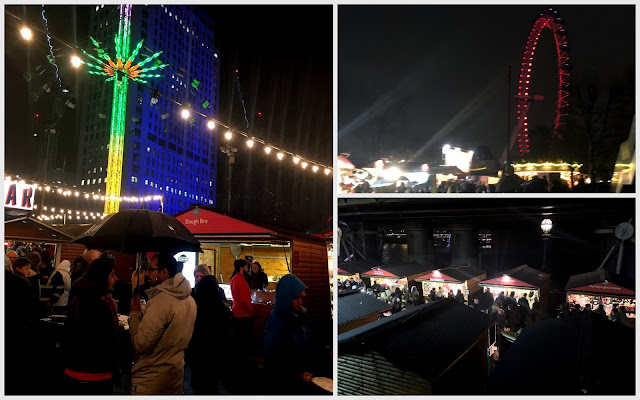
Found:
129,253 -> 197,395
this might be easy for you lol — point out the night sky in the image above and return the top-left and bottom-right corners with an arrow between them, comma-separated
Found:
4,4 -> 332,231
338,5 -> 635,167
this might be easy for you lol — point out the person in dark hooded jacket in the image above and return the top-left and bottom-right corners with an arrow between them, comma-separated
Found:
264,274 -> 330,395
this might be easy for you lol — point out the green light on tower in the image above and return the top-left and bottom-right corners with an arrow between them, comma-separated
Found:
78,4 -> 168,214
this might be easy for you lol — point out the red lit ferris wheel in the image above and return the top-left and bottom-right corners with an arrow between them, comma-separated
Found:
513,8 -> 571,156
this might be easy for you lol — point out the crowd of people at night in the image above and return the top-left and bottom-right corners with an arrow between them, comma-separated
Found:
343,174 -> 612,194
5,246 -> 329,395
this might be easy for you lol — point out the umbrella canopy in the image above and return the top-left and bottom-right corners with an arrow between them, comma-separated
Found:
72,209 -> 202,254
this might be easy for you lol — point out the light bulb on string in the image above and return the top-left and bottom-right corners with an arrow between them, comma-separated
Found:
301,161 -> 308,169
293,157 -> 300,164
20,27 -> 33,40
207,120 -> 215,130
224,131 -> 233,140
276,152 -> 284,160
181,109 -> 190,119
312,165 -> 319,173
264,146 -> 272,154
246,139 -> 254,148
324,168 -> 331,175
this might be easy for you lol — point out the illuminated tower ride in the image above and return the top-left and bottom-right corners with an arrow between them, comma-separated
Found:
78,4 -> 168,213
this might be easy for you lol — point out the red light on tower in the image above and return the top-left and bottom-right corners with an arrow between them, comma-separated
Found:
235,69 -> 238,74
257,111 -> 263,117
35,113 -> 39,118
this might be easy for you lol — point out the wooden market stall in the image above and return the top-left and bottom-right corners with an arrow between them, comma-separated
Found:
174,205 -> 332,354
361,261 -> 430,299
415,266 -> 486,304
479,265 -> 550,317
565,269 -> 635,317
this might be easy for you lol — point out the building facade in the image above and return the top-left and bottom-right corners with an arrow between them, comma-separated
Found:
77,5 -> 220,214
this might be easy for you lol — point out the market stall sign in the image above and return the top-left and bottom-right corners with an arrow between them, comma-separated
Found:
362,268 -> 397,278
415,271 -> 459,282
569,282 -> 635,296
480,276 -> 535,288
4,180 -> 37,211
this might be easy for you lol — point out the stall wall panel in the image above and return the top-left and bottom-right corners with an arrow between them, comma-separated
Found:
466,274 -> 486,298
291,238 -> 331,340
59,243 -> 86,265
338,314 -> 380,335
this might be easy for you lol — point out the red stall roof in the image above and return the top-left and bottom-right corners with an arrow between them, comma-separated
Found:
481,275 -> 535,288
568,282 -> 635,296
480,265 -> 549,289
565,270 -> 635,297
362,268 -> 400,278
415,270 -> 460,283
337,267 -> 350,275
174,207 -> 275,235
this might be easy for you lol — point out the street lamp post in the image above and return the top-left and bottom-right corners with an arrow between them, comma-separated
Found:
540,218 -> 553,272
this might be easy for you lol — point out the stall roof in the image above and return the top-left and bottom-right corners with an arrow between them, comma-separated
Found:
5,216 -> 75,243
565,270 -> 635,296
339,299 -> 490,381
416,265 -> 486,283
480,265 -> 550,289
338,289 -> 391,326
361,261 -> 429,279
173,205 -> 326,244
337,258 -> 381,276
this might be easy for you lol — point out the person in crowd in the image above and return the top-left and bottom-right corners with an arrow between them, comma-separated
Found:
264,274 -> 331,395
505,303 -> 517,329
230,259 -> 254,364
595,303 -> 606,317
27,251 -> 42,275
129,253 -> 196,395
249,261 -> 269,290
188,275 -> 232,395
448,290 -> 454,299
480,288 -> 494,312
13,257 -> 41,308
518,293 -> 530,326
530,296 -> 540,321
411,286 -> 425,306
429,287 -> 437,302
617,306 -> 628,327
63,256 -> 120,394
71,249 -> 101,283
38,250 -> 55,286
507,291 -> 518,309
391,296 -> 403,314
48,259 -> 72,315
371,280 -> 382,295
6,250 -> 18,266
583,304 -> 592,312
5,255 -> 39,395
193,264 -> 210,285
436,286 -> 444,299
495,308 -> 507,330
455,289 -> 465,303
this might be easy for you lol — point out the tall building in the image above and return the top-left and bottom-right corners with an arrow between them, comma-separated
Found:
77,5 -> 220,214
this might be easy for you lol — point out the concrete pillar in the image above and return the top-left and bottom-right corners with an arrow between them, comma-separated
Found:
407,223 -> 435,267
449,223 -> 479,268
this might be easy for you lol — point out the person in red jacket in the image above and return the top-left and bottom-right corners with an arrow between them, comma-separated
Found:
230,259 -> 254,364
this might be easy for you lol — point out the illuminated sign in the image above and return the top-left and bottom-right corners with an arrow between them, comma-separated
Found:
174,251 -> 197,288
442,145 -> 474,173
4,180 -> 38,210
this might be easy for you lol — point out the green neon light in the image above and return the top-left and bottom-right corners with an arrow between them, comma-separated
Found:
78,4 -> 168,214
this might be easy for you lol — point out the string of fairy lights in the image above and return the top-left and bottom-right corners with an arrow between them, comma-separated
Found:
5,174 -> 163,224
7,8 -> 334,178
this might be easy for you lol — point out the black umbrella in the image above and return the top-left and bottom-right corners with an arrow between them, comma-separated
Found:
72,209 -> 203,254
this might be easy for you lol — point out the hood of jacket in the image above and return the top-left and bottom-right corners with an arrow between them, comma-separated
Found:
146,272 -> 192,300
273,274 -> 307,315
56,260 -> 71,274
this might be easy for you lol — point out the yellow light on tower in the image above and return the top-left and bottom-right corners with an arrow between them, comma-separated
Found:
207,120 -> 215,130
71,55 -> 82,68
224,131 -> 233,140
276,152 -> 284,160
20,27 -> 33,40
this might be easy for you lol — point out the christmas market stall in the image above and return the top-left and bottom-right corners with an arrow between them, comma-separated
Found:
360,261 -> 430,301
479,265 -> 551,316
337,258 -> 380,282
415,265 -> 486,304
174,205 -> 332,353
338,289 -> 391,334
565,269 -> 635,318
